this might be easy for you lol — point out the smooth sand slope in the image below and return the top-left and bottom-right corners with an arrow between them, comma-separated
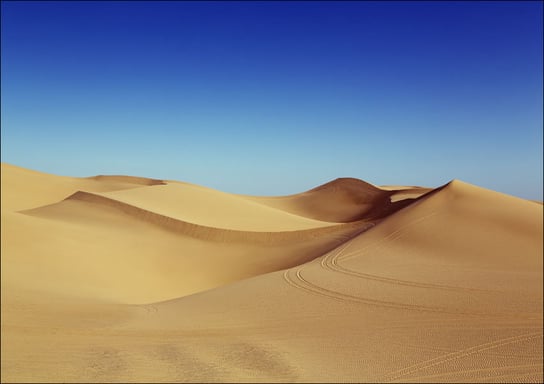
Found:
1,163 -> 542,383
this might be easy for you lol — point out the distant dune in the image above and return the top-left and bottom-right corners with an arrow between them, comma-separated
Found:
244,177 -> 421,222
1,163 -> 542,383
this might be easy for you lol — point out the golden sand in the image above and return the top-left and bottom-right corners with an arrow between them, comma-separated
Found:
1,163 -> 542,382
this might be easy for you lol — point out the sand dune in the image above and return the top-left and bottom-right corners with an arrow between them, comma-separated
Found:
1,163 -> 542,382
91,182 -> 337,231
1,163 -> 166,211
24,190 -> 363,241
88,174 -> 166,185
7,201 -> 370,303
244,177 -> 420,222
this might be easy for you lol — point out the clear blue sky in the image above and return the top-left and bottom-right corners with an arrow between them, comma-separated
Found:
2,1 -> 542,199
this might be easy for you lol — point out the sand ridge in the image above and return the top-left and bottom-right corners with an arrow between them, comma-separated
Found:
1,163 -> 542,382
1,163 -> 167,211
22,190 -> 372,243
243,177 -> 425,222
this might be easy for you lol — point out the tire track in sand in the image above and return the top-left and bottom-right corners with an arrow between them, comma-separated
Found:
397,364 -> 542,383
282,210 -> 527,316
282,265 -> 496,316
381,331 -> 543,382
322,238 -> 493,293
319,210 -> 493,293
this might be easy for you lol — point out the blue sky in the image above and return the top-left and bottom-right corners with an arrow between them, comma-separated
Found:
2,1 -> 542,199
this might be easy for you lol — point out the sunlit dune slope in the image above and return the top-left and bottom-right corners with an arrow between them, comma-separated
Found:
94,182 -> 335,231
1,163 -> 165,211
1,163 -> 542,383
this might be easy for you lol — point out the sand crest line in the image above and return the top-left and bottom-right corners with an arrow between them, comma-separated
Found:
23,190 -> 372,245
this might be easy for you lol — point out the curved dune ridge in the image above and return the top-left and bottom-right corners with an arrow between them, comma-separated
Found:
87,174 -> 167,186
1,163 -> 167,211
244,177 -> 421,222
3,163 -> 388,304
94,182 -> 339,231
1,163 -> 542,383
23,190 -> 370,243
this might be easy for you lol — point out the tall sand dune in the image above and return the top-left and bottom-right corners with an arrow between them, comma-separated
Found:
1,163 -> 542,382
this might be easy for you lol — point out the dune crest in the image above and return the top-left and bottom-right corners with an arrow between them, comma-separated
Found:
245,177 -> 424,222
1,163 -> 166,211
87,175 -> 166,186
23,190 -> 372,244
96,182 -> 341,231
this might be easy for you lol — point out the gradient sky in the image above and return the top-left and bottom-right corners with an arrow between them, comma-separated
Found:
2,1 -> 542,199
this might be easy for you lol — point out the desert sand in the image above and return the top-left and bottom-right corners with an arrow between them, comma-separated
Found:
1,162 -> 542,382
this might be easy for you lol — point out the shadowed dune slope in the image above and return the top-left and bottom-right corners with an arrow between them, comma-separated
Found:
384,186 -> 434,202
245,177 -> 417,222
